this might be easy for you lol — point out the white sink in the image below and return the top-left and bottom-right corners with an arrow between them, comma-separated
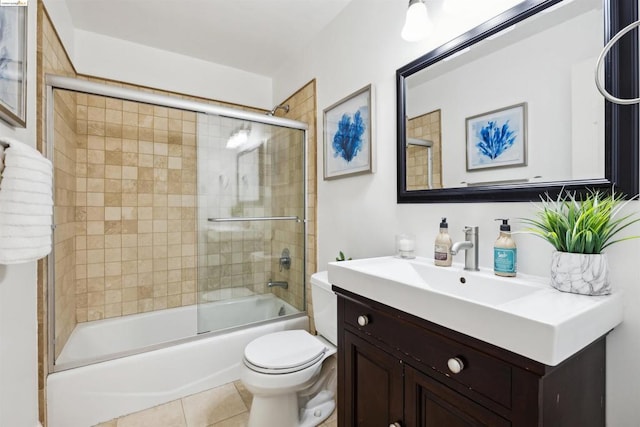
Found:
328,256 -> 623,366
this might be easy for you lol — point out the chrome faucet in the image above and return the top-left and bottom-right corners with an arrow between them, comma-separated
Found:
267,280 -> 289,289
450,226 -> 479,271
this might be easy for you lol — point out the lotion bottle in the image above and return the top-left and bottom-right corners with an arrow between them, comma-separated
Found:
494,218 -> 517,276
434,217 -> 452,266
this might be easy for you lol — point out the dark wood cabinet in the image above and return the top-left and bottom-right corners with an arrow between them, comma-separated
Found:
335,286 -> 607,427
343,330 -> 404,426
404,364 -> 510,427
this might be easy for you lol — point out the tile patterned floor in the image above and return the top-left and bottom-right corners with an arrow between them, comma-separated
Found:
93,380 -> 337,427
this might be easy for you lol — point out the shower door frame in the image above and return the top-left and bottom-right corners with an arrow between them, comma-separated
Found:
45,74 -> 309,372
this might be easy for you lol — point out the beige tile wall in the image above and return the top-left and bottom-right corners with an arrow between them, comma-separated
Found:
52,90 -> 77,357
74,95 -> 198,322
407,110 -> 442,190
268,81 -> 318,328
267,126 -> 306,310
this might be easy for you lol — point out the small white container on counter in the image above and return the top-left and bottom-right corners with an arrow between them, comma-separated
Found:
396,234 -> 416,259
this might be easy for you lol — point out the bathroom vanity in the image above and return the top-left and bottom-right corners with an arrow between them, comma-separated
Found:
328,257 -> 623,427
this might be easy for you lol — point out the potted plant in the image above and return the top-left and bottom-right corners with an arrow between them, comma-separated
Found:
335,251 -> 352,262
521,188 -> 640,295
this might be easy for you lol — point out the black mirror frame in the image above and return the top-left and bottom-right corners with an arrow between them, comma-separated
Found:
397,0 -> 638,203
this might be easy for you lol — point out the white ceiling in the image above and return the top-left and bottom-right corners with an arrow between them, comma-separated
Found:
64,0 -> 354,77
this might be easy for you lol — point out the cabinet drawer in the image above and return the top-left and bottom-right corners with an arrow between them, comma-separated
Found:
343,296 -> 512,409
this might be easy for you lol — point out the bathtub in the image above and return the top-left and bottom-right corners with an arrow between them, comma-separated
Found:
47,293 -> 308,427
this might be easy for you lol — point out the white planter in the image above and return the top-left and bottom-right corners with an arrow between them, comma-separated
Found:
550,251 -> 611,295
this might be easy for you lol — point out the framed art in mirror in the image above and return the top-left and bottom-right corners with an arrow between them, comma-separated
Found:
396,0 -> 638,203
465,103 -> 527,172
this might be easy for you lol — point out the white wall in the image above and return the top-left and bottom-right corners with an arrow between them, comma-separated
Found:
42,0 -> 274,109
0,2 -> 41,426
273,0 -> 640,425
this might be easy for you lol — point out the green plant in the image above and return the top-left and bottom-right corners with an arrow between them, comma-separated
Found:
335,251 -> 352,262
521,188 -> 640,254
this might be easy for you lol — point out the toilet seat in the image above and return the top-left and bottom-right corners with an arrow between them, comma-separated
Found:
244,330 -> 328,374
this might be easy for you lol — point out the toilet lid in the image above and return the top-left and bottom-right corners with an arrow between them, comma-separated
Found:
244,330 -> 327,373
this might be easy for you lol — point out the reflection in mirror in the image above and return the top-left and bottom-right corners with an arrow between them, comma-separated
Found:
238,147 -> 261,203
406,110 -> 442,190
407,0 -> 603,188
397,0 -> 639,203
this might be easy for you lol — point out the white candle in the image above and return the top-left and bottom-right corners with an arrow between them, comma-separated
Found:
398,238 -> 414,252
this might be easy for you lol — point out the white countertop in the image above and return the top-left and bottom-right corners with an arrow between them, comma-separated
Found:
328,256 -> 624,366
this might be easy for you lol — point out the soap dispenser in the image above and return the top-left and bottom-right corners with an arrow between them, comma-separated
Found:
434,217 -> 452,267
494,218 -> 517,277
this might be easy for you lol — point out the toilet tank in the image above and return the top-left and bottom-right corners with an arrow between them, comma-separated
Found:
310,271 -> 337,346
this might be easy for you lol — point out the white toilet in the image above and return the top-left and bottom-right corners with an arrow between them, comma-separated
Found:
240,271 -> 337,427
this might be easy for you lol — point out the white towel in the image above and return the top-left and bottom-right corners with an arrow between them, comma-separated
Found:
4,151 -> 53,175
1,166 -> 52,185
0,212 -> 52,227
0,137 -> 53,264
0,176 -> 52,195
0,235 -> 51,250
0,200 -> 53,216
0,224 -> 51,238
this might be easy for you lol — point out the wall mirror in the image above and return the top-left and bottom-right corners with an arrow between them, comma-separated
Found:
397,0 -> 638,203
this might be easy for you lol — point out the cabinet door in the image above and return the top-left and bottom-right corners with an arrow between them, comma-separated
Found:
404,365 -> 511,427
340,330 -> 404,427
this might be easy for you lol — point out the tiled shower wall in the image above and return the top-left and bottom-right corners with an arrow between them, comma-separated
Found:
52,90 -> 77,359
269,81 -> 317,322
267,125 -> 305,310
73,96 -> 198,322
407,110 -> 442,190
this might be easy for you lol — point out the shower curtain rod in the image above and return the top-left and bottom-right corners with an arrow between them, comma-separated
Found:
45,74 -> 308,131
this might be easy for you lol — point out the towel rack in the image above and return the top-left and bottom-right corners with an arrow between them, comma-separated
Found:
208,216 -> 300,222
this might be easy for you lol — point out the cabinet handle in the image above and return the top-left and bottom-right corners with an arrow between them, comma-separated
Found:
357,315 -> 370,326
389,423 -> 402,427
447,357 -> 465,374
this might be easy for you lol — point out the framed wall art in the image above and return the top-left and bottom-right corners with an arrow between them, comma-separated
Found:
466,103 -> 527,171
323,84 -> 373,180
0,4 -> 27,127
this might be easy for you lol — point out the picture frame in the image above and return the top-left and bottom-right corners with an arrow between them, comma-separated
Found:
323,84 -> 373,180
0,4 -> 28,128
465,103 -> 527,171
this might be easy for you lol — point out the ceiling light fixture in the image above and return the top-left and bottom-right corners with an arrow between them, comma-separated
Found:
401,0 -> 431,42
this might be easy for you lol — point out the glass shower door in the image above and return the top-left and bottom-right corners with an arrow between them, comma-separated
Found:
196,113 -> 306,334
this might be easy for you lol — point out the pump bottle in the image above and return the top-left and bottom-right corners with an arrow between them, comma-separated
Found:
494,218 -> 517,277
434,217 -> 452,267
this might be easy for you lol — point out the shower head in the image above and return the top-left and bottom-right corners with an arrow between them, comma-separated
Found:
267,104 -> 290,116
406,138 -> 433,148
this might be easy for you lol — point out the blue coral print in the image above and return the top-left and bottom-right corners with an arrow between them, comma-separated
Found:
332,110 -> 365,163
475,120 -> 516,160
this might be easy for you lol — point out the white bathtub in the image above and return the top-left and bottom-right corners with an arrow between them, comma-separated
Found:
47,293 -> 308,427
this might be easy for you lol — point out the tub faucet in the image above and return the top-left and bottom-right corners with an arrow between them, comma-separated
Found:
450,226 -> 479,271
267,280 -> 289,289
